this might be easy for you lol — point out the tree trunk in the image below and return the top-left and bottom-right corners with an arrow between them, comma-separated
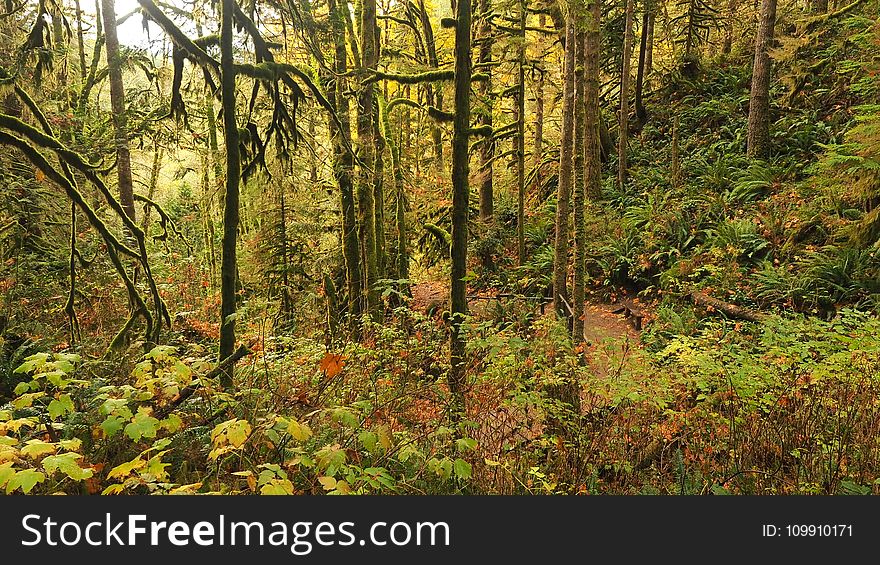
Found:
634,8 -> 650,129
101,0 -> 136,230
516,0 -> 526,266
645,11 -> 654,81
746,0 -> 777,159
532,15 -> 545,186
585,1 -> 602,203
671,114 -> 681,186
357,0 -> 380,320
449,0 -> 472,400
74,0 -> 87,80
327,0 -> 363,320
810,0 -> 828,13
617,0 -> 634,189
477,0 -> 494,222
552,13 -> 576,323
722,0 -> 739,55
417,0 -> 444,172
218,0 -> 241,389
204,93 -> 219,284
374,103 -> 387,280
572,30 -> 586,342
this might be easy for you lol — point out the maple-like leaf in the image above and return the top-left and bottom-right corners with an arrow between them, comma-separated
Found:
319,353 -> 347,378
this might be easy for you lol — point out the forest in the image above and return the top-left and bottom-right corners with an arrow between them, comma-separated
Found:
0,0 -> 878,496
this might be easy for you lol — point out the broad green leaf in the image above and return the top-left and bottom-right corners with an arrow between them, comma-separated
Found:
359,431 -> 377,452
6,469 -> 45,493
125,410 -> 159,441
48,394 -> 75,419
453,458 -> 472,480
455,437 -> 478,452
160,414 -> 183,433
0,462 -> 15,488
101,415 -> 126,438
42,452 -> 93,481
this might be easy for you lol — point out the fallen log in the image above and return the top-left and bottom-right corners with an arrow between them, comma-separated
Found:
690,291 -> 767,322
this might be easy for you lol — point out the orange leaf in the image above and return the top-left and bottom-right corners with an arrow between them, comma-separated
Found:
35,169 -> 46,183
319,353 -> 346,378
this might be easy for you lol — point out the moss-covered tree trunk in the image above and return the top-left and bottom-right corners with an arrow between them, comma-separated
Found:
417,0 -> 444,172
449,0 -> 472,399
746,0 -> 777,159
328,0 -> 363,320
74,0 -> 88,80
374,101 -> 387,280
617,0 -> 634,189
584,0 -> 603,202
101,0 -> 136,229
532,14 -> 545,185
552,13 -> 575,324
634,6 -> 650,128
357,0 -> 380,320
516,0 -> 527,266
477,0 -> 494,222
218,0 -> 241,389
572,28 -> 586,342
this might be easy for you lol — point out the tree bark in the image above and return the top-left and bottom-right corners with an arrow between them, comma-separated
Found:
552,13 -> 575,324
584,2 -> 602,202
746,0 -> 777,159
357,0 -> 381,320
417,0 -> 444,172
449,0 -> 472,400
634,8 -> 650,128
327,0 -> 363,320
477,0 -> 494,222
74,0 -> 88,80
572,29 -> 586,342
218,0 -> 241,389
617,0 -> 634,189
101,0 -> 136,230
532,14 -> 545,186
722,0 -> 739,55
516,0 -> 527,266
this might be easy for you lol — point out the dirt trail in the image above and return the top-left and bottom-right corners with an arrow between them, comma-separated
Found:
408,282 -> 643,377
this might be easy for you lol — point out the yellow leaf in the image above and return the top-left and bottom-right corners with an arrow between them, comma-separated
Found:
318,476 -> 337,491
21,440 -> 56,459
287,419 -> 312,442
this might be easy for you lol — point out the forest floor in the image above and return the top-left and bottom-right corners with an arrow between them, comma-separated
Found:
409,281 -> 644,379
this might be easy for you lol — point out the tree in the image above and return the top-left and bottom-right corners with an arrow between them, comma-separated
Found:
572,26 -> 586,341
516,0 -> 527,266
101,0 -> 136,230
746,0 -> 778,159
327,0 -> 363,321
477,0 -> 495,222
218,0 -> 241,389
617,0 -> 634,189
449,0 -> 473,400
357,0 -> 381,321
552,11 -> 576,324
